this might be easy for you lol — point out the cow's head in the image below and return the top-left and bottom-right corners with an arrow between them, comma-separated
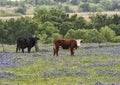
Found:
35,37 -> 39,40
76,39 -> 83,46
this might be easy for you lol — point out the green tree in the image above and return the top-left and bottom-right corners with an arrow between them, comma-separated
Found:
4,17 -> 38,44
65,29 -> 87,40
5,18 -> 16,44
89,13 -> 110,30
34,7 -> 49,22
80,2 -> 90,12
36,21 -> 59,43
59,21 -> 74,36
0,20 -> 7,51
112,0 -> 120,10
100,26 -> 116,42
109,24 -> 120,36
111,14 -> 120,25
84,29 -> 104,43
89,3 -> 103,12
52,33 -> 63,39
74,29 -> 88,39
65,29 -> 105,43
114,36 -> 120,43
64,29 -> 76,38
0,20 -> 7,43
34,7 -> 68,24
71,0 -> 80,5
99,0 -> 112,11
73,17 -> 87,29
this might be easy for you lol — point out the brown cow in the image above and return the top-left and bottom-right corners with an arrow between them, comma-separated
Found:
53,39 -> 83,56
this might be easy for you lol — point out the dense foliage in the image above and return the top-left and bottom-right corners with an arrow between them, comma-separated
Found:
0,8 -> 120,44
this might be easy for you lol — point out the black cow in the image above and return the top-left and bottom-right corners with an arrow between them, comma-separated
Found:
16,36 -> 39,53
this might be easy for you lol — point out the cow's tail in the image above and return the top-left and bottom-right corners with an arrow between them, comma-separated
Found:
16,45 -> 18,53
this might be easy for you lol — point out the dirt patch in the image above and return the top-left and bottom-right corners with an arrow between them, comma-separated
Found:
0,11 -> 120,20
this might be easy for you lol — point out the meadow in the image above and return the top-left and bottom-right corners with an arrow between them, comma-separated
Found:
0,43 -> 120,85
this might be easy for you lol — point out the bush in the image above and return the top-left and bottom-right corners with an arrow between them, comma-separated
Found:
64,29 -> 76,39
36,21 -> 60,43
109,24 -> 120,36
114,36 -> 120,43
84,29 -> 105,43
74,29 -> 88,39
100,26 -> 116,42
52,33 -> 63,39
65,29 -> 106,43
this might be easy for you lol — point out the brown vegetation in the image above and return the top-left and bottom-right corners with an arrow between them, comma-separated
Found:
0,11 -> 120,20
68,11 -> 120,20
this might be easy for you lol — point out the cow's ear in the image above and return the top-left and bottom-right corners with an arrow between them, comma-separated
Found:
38,38 -> 40,40
80,39 -> 83,43
36,37 -> 39,40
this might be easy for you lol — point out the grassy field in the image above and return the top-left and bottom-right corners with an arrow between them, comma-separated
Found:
0,43 -> 120,85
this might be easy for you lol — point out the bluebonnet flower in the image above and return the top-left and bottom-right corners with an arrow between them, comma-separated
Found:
95,81 -> 103,85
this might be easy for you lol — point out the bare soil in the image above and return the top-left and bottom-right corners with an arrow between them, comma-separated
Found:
0,6 -> 120,21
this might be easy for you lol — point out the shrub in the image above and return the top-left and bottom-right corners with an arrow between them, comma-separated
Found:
109,24 -> 120,36
52,33 -> 63,39
100,26 -> 116,42
74,29 -> 88,39
36,21 -> 59,43
65,29 -> 105,43
85,29 -> 105,43
114,36 -> 120,43
64,29 -> 76,39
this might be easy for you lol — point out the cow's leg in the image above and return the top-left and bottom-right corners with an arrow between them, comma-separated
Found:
22,48 -> 24,53
56,47 -> 59,56
54,46 -> 59,56
16,45 -> 21,53
16,46 -> 18,53
28,47 -> 31,53
70,47 -> 74,56
53,48 -> 56,56
18,48 -> 21,52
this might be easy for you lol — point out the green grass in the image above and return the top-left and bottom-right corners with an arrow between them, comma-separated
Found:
0,44 -> 120,85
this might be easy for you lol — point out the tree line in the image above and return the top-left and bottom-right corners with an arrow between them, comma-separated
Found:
0,8 -> 120,44
0,0 -> 120,13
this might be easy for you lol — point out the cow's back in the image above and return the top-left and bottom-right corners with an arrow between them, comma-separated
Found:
17,37 -> 27,48
54,39 -> 77,49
